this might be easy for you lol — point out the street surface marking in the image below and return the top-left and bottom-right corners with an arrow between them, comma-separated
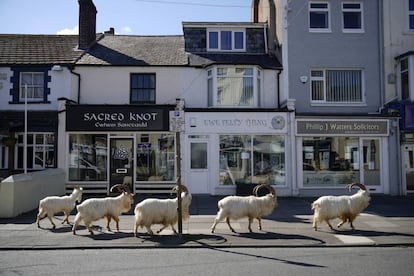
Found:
334,234 -> 375,245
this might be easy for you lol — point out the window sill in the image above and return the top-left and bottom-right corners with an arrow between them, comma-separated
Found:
310,102 -> 366,107
10,101 -> 51,104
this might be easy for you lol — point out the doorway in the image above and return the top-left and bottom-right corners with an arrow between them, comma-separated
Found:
361,139 -> 382,193
110,137 -> 134,193
402,144 -> 414,193
186,135 -> 210,194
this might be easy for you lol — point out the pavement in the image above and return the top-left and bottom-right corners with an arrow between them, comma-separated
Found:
0,194 -> 413,250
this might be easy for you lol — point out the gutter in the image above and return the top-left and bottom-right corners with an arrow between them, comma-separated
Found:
70,68 -> 81,104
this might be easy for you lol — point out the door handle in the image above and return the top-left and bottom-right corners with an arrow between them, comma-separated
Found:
116,168 -> 127,174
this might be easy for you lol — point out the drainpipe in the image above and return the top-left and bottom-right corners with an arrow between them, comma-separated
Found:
264,23 -> 268,54
70,69 -> 81,104
277,69 -> 282,109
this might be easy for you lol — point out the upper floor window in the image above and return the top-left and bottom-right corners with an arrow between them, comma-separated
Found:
207,29 -> 245,51
342,2 -> 363,32
309,2 -> 330,32
401,57 -> 410,100
20,72 -> 45,102
130,73 -> 155,104
207,66 -> 261,107
310,69 -> 364,104
409,0 -> 414,30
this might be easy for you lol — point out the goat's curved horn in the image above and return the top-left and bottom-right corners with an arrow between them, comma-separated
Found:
110,184 -> 123,193
253,184 -> 274,196
346,182 -> 367,191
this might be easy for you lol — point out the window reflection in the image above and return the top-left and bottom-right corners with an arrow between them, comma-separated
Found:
219,135 -> 285,185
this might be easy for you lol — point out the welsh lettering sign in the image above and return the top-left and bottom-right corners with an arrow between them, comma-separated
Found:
296,120 -> 389,136
66,105 -> 171,131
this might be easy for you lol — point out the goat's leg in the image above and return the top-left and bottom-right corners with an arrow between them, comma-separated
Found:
145,226 -> 154,235
72,214 -> 81,235
325,219 -> 334,230
248,217 -> 254,232
85,220 -> 94,235
312,216 -> 318,231
46,214 -> 56,229
133,221 -> 139,237
349,219 -> 355,230
62,211 -> 70,225
211,211 -> 225,233
113,216 -> 120,231
226,217 -> 236,233
36,209 -> 46,228
257,217 -> 262,230
105,215 -> 112,231
337,219 -> 346,228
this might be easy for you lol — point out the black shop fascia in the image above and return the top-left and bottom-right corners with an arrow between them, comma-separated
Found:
65,104 -> 175,132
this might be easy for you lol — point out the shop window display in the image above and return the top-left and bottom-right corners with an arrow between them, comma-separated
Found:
68,134 -> 107,181
302,137 -> 380,187
136,133 -> 175,181
219,134 -> 285,185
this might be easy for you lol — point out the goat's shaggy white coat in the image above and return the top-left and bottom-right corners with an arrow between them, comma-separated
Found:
36,186 -> 83,229
211,185 -> 277,233
134,186 -> 192,236
311,183 -> 370,231
72,185 -> 134,235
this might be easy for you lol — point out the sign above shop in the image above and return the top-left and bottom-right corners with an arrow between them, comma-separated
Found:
66,105 -> 171,131
296,119 -> 389,136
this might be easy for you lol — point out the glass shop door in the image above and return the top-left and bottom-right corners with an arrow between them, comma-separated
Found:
110,138 -> 134,193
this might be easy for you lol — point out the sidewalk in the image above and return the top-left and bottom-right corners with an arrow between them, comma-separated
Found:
0,195 -> 413,250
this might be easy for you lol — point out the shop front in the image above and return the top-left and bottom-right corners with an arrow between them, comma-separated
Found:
183,111 -> 292,195
62,104 -> 176,193
295,118 -> 394,196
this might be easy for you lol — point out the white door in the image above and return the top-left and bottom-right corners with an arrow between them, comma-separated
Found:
360,139 -> 382,193
186,136 -> 210,194
402,144 -> 414,193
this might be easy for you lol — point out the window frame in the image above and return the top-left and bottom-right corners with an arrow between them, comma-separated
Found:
309,2 -> 331,32
130,73 -> 156,104
310,68 -> 365,105
207,66 -> 262,108
207,28 -> 246,52
342,2 -> 364,33
19,71 -> 45,102
15,132 -> 56,170
409,0 -> 414,31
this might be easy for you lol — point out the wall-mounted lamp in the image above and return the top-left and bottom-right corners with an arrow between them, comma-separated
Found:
299,76 -> 308,83
51,65 -> 63,71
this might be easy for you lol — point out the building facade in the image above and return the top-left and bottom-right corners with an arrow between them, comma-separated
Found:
253,0 -> 402,195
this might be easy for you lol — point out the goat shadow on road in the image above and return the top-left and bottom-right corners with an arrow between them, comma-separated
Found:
136,233 -> 228,246
233,231 -> 325,245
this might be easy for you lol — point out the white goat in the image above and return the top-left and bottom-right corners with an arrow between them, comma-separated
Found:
311,182 -> 370,231
133,185 -> 192,236
211,184 -> 277,233
72,184 -> 134,235
36,186 -> 83,229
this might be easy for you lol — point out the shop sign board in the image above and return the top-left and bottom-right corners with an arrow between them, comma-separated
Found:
296,119 -> 389,136
66,105 -> 171,131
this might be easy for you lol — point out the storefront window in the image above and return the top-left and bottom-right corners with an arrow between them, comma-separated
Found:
136,133 -> 175,181
16,132 -> 55,170
219,135 -> 285,185
68,134 -> 107,181
302,137 -> 362,187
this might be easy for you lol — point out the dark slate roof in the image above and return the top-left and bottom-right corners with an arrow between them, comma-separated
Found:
188,53 -> 282,69
0,34 -> 83,65
76,35 -> 188,66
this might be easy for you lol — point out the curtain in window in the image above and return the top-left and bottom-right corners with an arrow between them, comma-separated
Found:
326,70 -> 361,102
